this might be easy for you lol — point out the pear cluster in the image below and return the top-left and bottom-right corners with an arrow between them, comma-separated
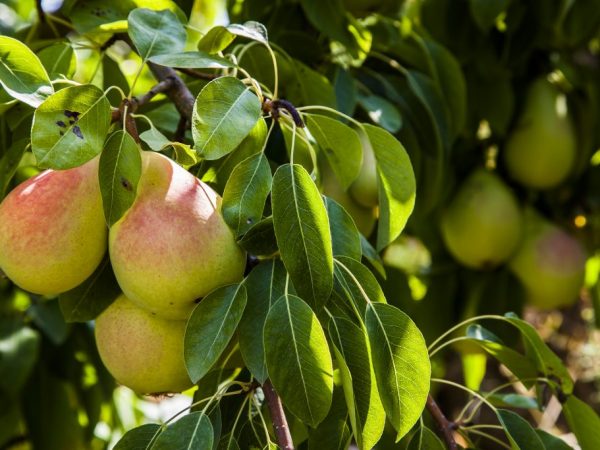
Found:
0,151 -> 246,394
439,77 -> 586,310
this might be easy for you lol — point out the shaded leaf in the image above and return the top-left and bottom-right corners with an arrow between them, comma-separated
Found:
324,196 -> 362,260
128,8 -> 186,61
357,92 -> 402,133
227,21 -> 268,43
0,319 -> 39,398
0,139 -> 27,199
497,409 -> 545,450
407,426 -> 445,450
334,256 -> 386,315
198,26 -> 236,53
38,42 -> 75,80
563,395 -> 600,450
308,386 -> 352,450
113,424 -> 161,450
149,51 -> 234,69
152,412 -> 213,450
237,216 -> 278,256
535,429 -> 573,450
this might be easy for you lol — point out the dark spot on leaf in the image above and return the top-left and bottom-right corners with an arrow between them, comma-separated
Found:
120,177 -> 133,191
59,131 -> 64,136
69,119 -> 75,125
169,302 -> 174,305
72,126 -> 83,139
56,121 -> 66,128
64,110 -> 80,120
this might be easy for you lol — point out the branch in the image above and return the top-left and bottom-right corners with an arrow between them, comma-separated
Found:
426,394 -> 458,450
262,380 -> 294,450
135,77 -> 176,108
147,62 -> 195,121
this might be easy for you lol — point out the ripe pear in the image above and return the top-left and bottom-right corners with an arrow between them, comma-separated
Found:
508,209 -> 586,309
440,169 -> 522,269
319,156 -> 377,236
0,157 -> 106,295
109,151 -> 246,320
95,294 -> 193,394
349,129 -> 379,208
504,78 -> 577,189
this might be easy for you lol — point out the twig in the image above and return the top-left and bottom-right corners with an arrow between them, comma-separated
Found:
426,394 -> 458,450
177,68 -> 219,80
119,99 -> 140,143
173,115 -> 188,142
262,380 -> 294,450
135,78 -> 176,108
147,62 -> 195,121
263,99 -> 304,127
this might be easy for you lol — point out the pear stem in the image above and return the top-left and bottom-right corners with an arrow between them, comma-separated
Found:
262,379 -> 294,450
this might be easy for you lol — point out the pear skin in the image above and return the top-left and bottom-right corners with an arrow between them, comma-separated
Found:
349,129 -> 379,208
0,157 -> 106,295
95,294 -> 193,394
109,152 -> 246,320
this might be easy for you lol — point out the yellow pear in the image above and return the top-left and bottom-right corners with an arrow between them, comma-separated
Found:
349,129 -> 379,208
95,294 -> 193,394
109,151 -> 246,320
504,78 -> 577,189
440,169 -> 522,269
0,157 -> 106,295
508,209 -> 586,309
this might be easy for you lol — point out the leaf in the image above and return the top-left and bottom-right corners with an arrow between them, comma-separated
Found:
487,393 -> 538,410
306,114 -> 362,189
0,36 -> 53,107
237,216 -> 278,256
272,164 -> 334,310
128,8 -> 186,61
185,284 -> 247,383
198,26 -> 236,53
152,412 -> 213,450
227,21 -> 268,43
99,131 -> 142,226
113,423 -> 161,450
362,124 -> 416,250
308,387 -> 352,450
31,84 -> 111,169
264,295 -> 334,427
360,235 -> 386,279
407,426 -> 445,450
238,260 -> 289,384
37,42 -> 75,80
563,395 -> 600,450
497,409 -> 545,450
58,255 -> 121,322
469,0 -> 510,31
333,256 -> 386,315
0,319 -> 39,398
357,93 -> 402,133
0,139 -> 27,199
287,60 -> 337,107
535,429 -> 574,450
149,51 -> 234,69
139,124 -> 170,151
192,77 -> 261,160
28,300 -> 69,346
222,153 -> 272,237
328,317 -> 385,450
365,303 -> 430,440
324,197 -> 361,260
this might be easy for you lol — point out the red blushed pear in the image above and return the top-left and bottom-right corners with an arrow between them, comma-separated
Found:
0,156 -> 106,296
109,151 -> 246,320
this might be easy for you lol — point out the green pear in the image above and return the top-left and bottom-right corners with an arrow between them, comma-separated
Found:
349,129 -> 379,208
109,151 -> 246,320
508,209 -> 586,309
319,156 -> 377,237
95,294 -> 193,394
440,169 -> 522,269
504,78 -> 577,189
0,157 -> 106,295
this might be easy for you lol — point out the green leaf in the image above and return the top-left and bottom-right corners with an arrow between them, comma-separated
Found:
128,8 -> 186,61
237,216 -> 278,256
360,235 -> 386,279
407,426 -> 445,450
272,164 -> 334,310
333,256 -> 386,315
113,424 -> 161,450
227,21 -> 268,43
149,51 -> 234,69
365,303 -> 430,440
328,316 -> 385,450
58,256 -> 121,323
239,260 -> 289,384
152,412 -> 213,450
535,429 -> 573,450
31,84 -> 111,169
185,284 -> 247,383
287,60 -> 337,107
487,393 -> 538,410
99,131 -> 142,226
38,43 -> 75,80
324,197 -> 361,260
362,124 -> 416,250
497,409 -> 545,450
563,395 -> 600,450
222,153 -> 272,237
357,93 -> 402,133
139,124 -> 170,151
198,26 -> 236,53
192,77 -> 261,160
264,295 -> 334,427
28,300 -> 69,346
0,139 -> 27,199
308,387 -> 352,450
306,114 -> 362,189
0,36 -> 53,107
469,0 -> 510,31
0,319 -> 39,398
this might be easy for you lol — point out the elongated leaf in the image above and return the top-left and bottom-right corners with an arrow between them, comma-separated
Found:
362,124 -> 416,250
357,93 -> 402,133
0,36 -> 53,107
0,319 -> 39,397
237,216 -> 278,256
365,303 -> 430,439
360,235 -> 386,279
192,77 -> 261,160
328,317 -> 385,450
324,197 -> 361,260
58,256 -> 120,322
38,42 -> 75,80
535,429 -> 573,450
0,139 -> 27,199
563,395 -> 600,450
185,284 -> 247,383
497,409 -> 545,450
333,257 -> 386,315
99,131 -> 142,226
152,412 -> 213,450
272,164 -> 334,310
149,51 -> 234,69
128,8 -> 186,61
306,114 -> 362,189
238,260 -> 289,383
222,153 -> 272,237
308,387 -> 352,450
113,423 -> 160,450
227,21 -> 268,43
264,295 -> 333,427
31,84 -> 111,169
407,426 -> 445,450
198,26 -> 236,53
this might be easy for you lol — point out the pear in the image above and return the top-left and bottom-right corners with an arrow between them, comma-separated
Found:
504,78 -> 577,189
508,209 -> 586,309
349,129 -> 379,208
95,294 -> 193,394
109,151 -> 246,320
0,157 -> 106,295
440,169 -> 522,269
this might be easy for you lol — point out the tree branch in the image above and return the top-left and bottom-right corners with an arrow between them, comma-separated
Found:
147,62 -> 195,121
262,380 -> 294,450
426,394 -> 458,450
